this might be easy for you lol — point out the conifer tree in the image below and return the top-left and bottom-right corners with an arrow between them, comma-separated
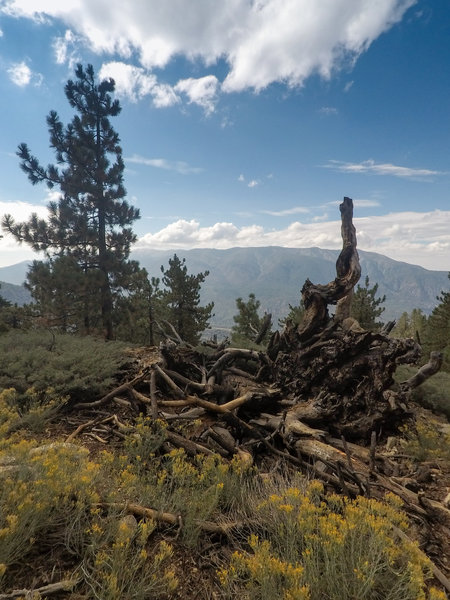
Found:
350,275 -> 386,331
25,256 -> 90,332
423,274 -> 450,370
231,292 -> 273,346
391,308 -> 427,342
160,254 -> 214,345
2,64 -> 139,339
278,300 -> 305,328
114,268 -> 165,346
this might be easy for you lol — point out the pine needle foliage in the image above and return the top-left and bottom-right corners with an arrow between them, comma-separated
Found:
423,274 -> 450,371
350,275 -> 386,331
160,254 -> 214,345
2,64 -> 140,339
0,330 -> 130,404
231,293 -> 273,347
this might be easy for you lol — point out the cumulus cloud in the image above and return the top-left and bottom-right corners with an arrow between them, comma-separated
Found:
6,61 -> 43,87
99,62 -> 159,102
1,0 -> 416,93
133,210 -> 450,271
99,63 -> 221,112
151,84 -> 180,108
325,159 -> 444,179
0,200 -> 49,266
175,75 -> 219,114
126,154 -> 203,175
7,61 -> 30,86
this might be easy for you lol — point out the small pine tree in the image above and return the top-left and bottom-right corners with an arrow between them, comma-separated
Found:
350,275 -> 386,331
423,274 -> 450,370
231,293 -> 272,347
160,254 -> 214,345
278,300 -> 305,328
391,308 -> 427,342
114,268 -> 165,346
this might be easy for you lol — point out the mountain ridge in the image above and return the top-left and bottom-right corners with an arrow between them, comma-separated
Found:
1,247 -> 448,327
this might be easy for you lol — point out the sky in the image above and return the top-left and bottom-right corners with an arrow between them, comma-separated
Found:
0,0 -> 450,272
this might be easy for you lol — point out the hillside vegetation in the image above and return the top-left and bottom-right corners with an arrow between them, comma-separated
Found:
0,332 -> 449,599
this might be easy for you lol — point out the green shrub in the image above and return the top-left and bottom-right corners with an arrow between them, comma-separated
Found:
394,365 -> 450,419
0,330 -> 131,404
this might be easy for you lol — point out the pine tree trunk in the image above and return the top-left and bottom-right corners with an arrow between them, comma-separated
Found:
96,117 -> 114,340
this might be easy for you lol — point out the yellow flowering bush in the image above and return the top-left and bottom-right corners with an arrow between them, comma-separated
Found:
219,534 -> 310,600
401,421 -> 450,462
82,514 -> 178,599
220,481 -> 441,600
0,386 -> 66,439
106,423 -> 254,547
0,440 -> 100,584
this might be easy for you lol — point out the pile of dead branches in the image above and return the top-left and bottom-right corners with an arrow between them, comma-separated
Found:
65,197 -> 449,592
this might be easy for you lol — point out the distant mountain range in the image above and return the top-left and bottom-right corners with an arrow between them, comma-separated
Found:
1,247 -> 449,329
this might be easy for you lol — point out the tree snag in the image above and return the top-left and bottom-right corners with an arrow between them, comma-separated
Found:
267,197 -> 423,440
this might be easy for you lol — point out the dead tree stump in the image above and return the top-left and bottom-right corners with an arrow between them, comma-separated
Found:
267,197 -> 422,441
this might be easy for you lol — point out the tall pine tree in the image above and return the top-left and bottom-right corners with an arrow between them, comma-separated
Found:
2,64 -> 139,339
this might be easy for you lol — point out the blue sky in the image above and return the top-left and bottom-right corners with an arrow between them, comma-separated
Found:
0,0 -> 449,271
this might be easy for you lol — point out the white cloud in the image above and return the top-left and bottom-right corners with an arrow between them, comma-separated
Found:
325,159 -> 444,179
52,29 -> 80,68
344,80 -> 354,92
175,75 -> 219,114
2,1 -> 416,93
99,62 -> 158,102
126,154 -> 203,175
133,210 -> 450,271
0,200 -> 49,266
6,61 -> 43,87
151,84 -> 180,108
319,106 -> 338,116
354,199 -> 381,208
99,61 -> 184,109
327,198 -> 381,208
247,180 -> 259,188
7,61 -> 31,86
238,174 -> 245,182
263,206 -> 309,216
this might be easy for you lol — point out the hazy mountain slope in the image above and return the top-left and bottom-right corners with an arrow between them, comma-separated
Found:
0,261 -> 31,286
0,248 -> 448,327
0,281 -> 31,305
131,247 -> 449,327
